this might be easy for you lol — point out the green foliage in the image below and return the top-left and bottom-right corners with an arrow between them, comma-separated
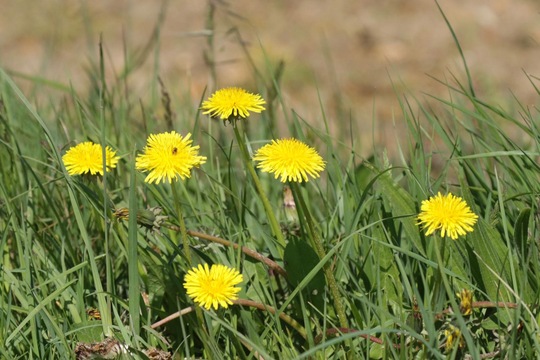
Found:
284,237 -> 326,312
1,4 -> 540,360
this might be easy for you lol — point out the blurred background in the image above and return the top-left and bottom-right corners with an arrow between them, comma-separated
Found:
1,0 -> 539,152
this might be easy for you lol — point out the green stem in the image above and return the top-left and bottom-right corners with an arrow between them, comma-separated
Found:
171,182 -> 214,358
204,1 -> 217,90
434,237 -> 475,353
290,182 -> 348,329
171,183 -> 192,265
232,122 -> 286,254
98,38 -> 113,337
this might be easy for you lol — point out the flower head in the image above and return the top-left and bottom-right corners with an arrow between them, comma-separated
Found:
457,289 -> 474,316
62,141 -> 119,176
135,131 -> 206,184
253,138 -> 325,183
417,192 -> 478,240
183,263 -> 243,310
444,325 -> 465,353
201,87 -> 266,121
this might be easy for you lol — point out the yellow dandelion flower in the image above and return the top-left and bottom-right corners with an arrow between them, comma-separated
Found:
201,87 -> 266,121
457,289 -> 474,316
135,131 -> 206,184
253,138 -> 325,183
417,192 -> 478,240
62,141 -> 119,176
444,325 -> 465,353
183,263 -> 243,310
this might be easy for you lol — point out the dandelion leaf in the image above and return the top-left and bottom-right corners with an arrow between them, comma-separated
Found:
460,180 -> 513,303
284,237 -> 325,311
371,224 -> 402,308
513,208 -> 536,302
372,165 -> 425,256
513,207 -> 530,260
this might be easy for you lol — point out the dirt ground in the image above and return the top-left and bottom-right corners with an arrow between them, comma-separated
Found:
1,0 -> 539,154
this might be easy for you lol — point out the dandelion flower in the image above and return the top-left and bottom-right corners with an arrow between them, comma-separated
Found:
444,325 -> 464,353
135,131 -> 206,184
457,289 -> 474,316
253,138 -> 325,183
201,87 -> 266,121
183,263 -> 243,310
417,192 -> 478,240
62,141 -> 119,176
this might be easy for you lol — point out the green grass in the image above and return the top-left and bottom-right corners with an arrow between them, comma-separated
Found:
1,4 -> 540,360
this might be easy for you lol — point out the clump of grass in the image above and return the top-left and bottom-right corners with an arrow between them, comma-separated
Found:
1,3 -> 540,360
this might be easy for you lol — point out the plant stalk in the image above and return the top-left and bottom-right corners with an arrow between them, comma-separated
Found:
290,182 -> 348,329
232,123 -> 286,254
171,182 -> 192,265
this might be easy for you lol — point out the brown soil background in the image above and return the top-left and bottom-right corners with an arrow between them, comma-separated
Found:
1,0 -> 539,154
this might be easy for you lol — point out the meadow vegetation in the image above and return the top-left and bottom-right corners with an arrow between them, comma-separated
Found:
1,4 -> 540,360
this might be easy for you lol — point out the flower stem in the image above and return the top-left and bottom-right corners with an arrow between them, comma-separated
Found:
232,123 -> 286,255
434,238 -> 474,350
290,182 -> 349,329
171,183 -> 192,265
170,183 -> 214,358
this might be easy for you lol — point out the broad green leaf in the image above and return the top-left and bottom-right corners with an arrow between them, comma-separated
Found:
284,237 -> 326,311
513,207 -> 531,259
512,207 -> 536,303
371,224 -> 402,308
460,178 -> 512,302
372,165 -> 425,256
369,342 -> 384,359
